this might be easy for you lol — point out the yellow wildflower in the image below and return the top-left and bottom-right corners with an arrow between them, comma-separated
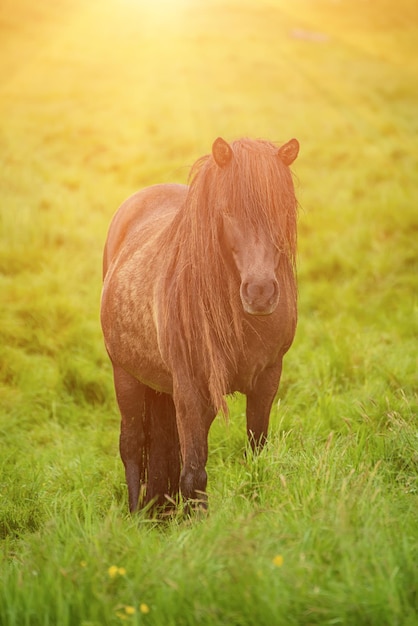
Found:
124,606 -> 136,615
140,603 -> 150,614
273,554 -> 284,567
108,565 -> 126,578
108,565 -> 119,578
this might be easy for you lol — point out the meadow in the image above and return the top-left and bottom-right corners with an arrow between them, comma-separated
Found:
0,0 -> 417,624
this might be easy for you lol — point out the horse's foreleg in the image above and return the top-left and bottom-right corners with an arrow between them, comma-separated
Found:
173,385 -> 216,509
246,360 -> 283,451
112,365 -> 146,512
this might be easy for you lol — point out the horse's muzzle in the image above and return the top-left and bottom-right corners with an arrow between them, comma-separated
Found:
241,278 -> 280,315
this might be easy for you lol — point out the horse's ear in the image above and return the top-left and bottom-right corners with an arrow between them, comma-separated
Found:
278,138 -> 299,166
212,137 -> 233,168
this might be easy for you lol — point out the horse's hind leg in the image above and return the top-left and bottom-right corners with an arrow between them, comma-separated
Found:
113,365 -> 146,512
145,388 -> 181,509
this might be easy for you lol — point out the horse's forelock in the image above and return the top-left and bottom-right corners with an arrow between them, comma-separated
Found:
190,139 -> 297,254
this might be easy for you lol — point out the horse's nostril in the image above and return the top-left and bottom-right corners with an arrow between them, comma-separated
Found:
242,281 -> 254,302
269,280 -> 279,304
243,281 -> 264,303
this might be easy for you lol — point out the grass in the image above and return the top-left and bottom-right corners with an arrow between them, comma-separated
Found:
0,0 -> 417,624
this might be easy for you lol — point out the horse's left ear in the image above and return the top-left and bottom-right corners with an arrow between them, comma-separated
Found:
278,138 -> 299,166
212,137 -> 233,168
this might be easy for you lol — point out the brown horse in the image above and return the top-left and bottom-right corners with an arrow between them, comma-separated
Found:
101,136 -> 299,512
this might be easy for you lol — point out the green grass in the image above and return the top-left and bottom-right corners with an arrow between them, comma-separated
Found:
0,0 -> 417,624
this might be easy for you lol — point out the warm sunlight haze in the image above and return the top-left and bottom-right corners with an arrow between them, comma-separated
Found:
1,0 -> 417,624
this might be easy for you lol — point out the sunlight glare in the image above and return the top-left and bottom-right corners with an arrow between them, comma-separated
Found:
122,0 -> 192,21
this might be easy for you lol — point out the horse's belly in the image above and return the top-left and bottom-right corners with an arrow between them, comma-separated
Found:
101,256 -> 173,394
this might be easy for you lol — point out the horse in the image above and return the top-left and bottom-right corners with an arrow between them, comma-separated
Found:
100,136 -> 299,512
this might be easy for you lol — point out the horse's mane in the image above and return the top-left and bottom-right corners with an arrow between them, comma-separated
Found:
158,138 -> 297,413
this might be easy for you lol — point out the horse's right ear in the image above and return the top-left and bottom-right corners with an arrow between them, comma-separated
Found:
212,137 -> 233,168
278,138 -> 300,166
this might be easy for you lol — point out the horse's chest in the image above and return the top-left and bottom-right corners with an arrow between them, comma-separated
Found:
233,341 -> 279,392
233,306 -> 296,393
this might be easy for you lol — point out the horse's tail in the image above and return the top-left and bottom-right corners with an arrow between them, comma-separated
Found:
143,387 -> 181,510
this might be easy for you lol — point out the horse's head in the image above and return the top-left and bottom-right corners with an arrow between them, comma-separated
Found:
213,136 -> 299,316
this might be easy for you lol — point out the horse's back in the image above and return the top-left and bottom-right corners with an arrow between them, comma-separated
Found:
102,183 -> 187,279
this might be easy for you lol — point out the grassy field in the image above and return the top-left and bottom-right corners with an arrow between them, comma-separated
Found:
1,0 -> 417,624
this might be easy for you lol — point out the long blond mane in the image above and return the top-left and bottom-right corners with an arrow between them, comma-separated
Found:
158,138 -> 297,412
